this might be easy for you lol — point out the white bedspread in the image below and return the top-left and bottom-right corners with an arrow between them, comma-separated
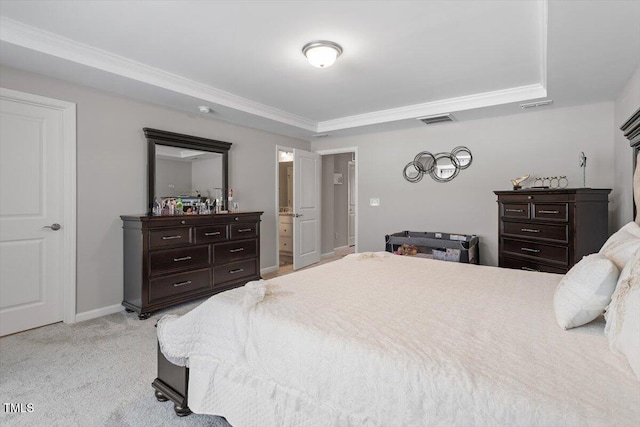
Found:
157,253 -> 640,427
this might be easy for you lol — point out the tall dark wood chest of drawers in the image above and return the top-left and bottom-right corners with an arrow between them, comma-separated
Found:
494,189 -> 610,274
121,212 -> 262,318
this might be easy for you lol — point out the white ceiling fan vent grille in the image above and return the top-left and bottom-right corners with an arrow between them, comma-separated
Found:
417,114 -> 456,125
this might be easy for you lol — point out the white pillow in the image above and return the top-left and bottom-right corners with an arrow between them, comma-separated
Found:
553,253 -> 619,330
599,221 -> 640,270
604,248 -> 640,380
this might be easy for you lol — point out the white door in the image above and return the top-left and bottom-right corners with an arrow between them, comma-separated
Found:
347,160 -> 356,247
293,148 -> 321,270
0,89 -> 75,336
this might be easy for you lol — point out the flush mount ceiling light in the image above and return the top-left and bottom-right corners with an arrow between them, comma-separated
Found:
302,40 -> 343,68
198,106 -> 212,113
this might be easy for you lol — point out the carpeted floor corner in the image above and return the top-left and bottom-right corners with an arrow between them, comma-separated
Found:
0,300 -> 231,427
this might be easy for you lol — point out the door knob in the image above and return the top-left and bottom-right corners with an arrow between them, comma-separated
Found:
43,223 -> 61,231
294,213 -> 303,218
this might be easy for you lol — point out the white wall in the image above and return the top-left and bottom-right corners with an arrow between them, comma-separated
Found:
0,64 -> 310,314
613,65 -> 640,227
312,103 -> 616,266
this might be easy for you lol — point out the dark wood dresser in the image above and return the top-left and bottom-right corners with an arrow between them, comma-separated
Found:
494,189 -> 610,274
121,212 -> 262,318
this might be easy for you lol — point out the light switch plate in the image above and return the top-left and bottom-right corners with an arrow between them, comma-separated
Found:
369,198 -> 380,206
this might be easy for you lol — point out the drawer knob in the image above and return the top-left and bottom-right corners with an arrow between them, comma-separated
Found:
521,266 -> 539,272
161,235 -> 182,240
505,209 -> 524,213
173,256 -> 192,262
173,280 -> 192,287
229,248 -> 245,253
238,228 -> 252,232
538,210 -> 559,214
528,196 -> 533,200
205,231 -> 221,236
520,228 -> 540,233
520,247 -> 541,253
181,220 -> 186,224
229,268 -> 245,274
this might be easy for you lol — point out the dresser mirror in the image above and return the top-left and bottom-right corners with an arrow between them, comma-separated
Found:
144,128 -> 231,215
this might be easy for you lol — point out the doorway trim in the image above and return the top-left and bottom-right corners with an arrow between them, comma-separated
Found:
314,147 -> 359,253
0,88 -> 77,325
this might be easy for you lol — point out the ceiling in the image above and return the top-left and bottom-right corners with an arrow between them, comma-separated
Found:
0,0 -> 638,140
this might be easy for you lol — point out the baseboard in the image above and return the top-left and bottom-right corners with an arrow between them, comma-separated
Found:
75,304 -> 124,323
260,265 -> 278,275
321,251 -> 335,258
334,245 -> 350,251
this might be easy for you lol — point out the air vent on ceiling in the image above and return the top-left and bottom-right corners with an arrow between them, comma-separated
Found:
520,99 -> 553,109
417,113 -> 455,125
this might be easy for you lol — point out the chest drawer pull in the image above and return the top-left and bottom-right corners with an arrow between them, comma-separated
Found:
173,280 -> 192,287
521,247 -> 541,253
205,231 -> 221,236
521,266 -> 539,272
520,228 -> 540,233
237,228 -> 252,232
505,208 -> 524,213
538,210 -> 559,214
173,256 -> 192,262
229,248 -> 245,253
161,235 -> 182,240
229,268 -> 244,274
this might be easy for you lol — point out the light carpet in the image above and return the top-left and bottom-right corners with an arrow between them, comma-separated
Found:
0,300 -> 231,427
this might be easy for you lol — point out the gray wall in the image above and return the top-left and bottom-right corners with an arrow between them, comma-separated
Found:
278,161 -> 292,208
0,64 -> 310,314
192,155 -> 223,198
613,65 -> 640,227
333,153 -> 352,248
321,156 -> 335,254
312,102 -> 616,266
155,158 -> 192,198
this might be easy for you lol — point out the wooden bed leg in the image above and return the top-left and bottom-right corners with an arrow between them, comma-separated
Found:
152,340 -> 191,416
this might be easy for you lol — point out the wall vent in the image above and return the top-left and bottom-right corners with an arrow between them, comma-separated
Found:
417,113 -> 455,125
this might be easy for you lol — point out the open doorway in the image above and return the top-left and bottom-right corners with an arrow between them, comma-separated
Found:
273,147 -> 322,277
277,149 -> 294,269
318,149 -> 357,260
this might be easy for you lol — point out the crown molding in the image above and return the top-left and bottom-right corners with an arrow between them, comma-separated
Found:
0,6 -> 549,135
0,17 -> 317,132
317,83 -> 547,132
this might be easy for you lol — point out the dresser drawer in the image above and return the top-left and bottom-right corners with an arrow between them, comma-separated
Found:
230,222 -> 257,239
148,268 -> 212,303
194,225 -> 228,244
149,245 -> 210,275
503,239 -> 568,265
214,239 -> 257,264
503,221 -> 568,243
279,221 -> 292,237
279,236 -> 293,252
501,256 -> 567,274
149,227 -> 191,248
214,259 -> 257,284
532,203 -> 568,221
502,203 -> 529,219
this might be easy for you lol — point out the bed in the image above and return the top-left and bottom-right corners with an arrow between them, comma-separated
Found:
152,110 -> 640,426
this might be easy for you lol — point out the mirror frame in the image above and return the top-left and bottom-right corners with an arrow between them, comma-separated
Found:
143,128 -> 232,215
